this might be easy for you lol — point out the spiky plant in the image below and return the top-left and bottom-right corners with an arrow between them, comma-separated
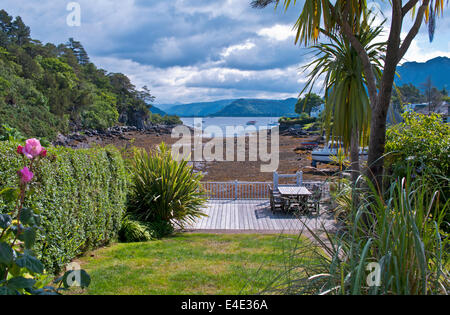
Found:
259,170 -> 449,295
127,142 -> 206,230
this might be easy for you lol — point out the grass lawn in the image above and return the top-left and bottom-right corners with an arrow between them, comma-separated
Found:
71,233 -> 314,295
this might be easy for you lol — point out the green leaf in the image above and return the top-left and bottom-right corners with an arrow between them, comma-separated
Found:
6,277 -> 36,290
0,242 -> 14,265
18,227 -> 37,249
19,207 -> 38,226
0,286 -> 17,295
0,187 -> 19,203
0,214 -> 12,229
15,252 -> 44,274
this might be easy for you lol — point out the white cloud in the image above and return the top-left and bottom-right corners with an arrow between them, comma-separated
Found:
221,41 -> 256,57
258,24 -> 295,41
92,56 -> 303,104
402,39 -> 450,63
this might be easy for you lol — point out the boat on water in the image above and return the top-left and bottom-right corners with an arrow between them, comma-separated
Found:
311,141 -> 368,167
246,120 -> 257,125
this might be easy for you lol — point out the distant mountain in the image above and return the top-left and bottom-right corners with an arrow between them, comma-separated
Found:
149,105 -> 167,116
166,99 -> 237,117
214,98 -> 298,117
396,56 -> 450,90
155,102 -> 182,111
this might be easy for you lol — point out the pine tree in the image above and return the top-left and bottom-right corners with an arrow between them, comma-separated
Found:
67,38 -> 90,65
11,16 -> 30,46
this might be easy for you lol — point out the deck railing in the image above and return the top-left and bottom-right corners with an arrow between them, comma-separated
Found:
200,181 -> 271,200
200,180 -> 329,200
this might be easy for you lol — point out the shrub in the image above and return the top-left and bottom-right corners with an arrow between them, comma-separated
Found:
0,141 -> 128,273
385,111 -> 449,180
0,139 -> 91,294
119,216 -> 153,243
147,220 -> 175,239
127,143 -> 206,234
261,173 -> 449,295
278,115 -> 317,126
386,111 -> 449,230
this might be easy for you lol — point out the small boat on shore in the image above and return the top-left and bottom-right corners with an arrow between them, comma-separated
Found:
311,141 -> 368,167
246,120 -> 257,125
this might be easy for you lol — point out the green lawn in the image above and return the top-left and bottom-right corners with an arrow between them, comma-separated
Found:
72,233 -> 314,295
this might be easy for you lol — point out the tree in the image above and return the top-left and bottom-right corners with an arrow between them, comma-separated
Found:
420,76 -> 442,113
67,38 -> 90,65
11,16 -> 30,46
295,93 -> 323,116
301,17 -> 384,184
0,10 -> 13,47
137,85 -> 156,104
392,83 -> 423,112
252,0 -> 447,186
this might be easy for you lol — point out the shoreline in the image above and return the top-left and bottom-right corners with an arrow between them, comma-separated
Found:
56,125 -> 337,182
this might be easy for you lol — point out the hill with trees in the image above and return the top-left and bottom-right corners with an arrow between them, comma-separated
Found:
165,98 -> 298,117
0,9 -> 180,140
396,57 -> 450,90
165,99 -> 237,117
214,98 -> 297,117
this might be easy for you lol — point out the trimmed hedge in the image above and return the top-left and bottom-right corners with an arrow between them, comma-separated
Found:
0,142 -> 128,273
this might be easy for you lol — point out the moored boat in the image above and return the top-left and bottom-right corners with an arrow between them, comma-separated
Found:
311,141 -> 368,167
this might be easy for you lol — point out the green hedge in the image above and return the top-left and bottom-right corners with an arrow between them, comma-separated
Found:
0,142 -> 128,273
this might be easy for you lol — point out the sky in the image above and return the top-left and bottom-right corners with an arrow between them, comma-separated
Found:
1,0 -> 449,105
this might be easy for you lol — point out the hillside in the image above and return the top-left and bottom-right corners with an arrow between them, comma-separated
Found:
0,9 -> 179,140
214,98 -> 298,117
396,57 -> 450,89
149,105 -> 167,116
165,99 -> 236,117
165,98 -> 298,117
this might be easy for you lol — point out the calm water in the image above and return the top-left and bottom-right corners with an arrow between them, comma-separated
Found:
180,117 -> 280,137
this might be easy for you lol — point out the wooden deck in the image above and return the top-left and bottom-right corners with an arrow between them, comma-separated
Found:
185,199 -> 336,233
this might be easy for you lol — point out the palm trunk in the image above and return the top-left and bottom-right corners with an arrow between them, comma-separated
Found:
350,128 -> 360,185
367,93 -> 391,191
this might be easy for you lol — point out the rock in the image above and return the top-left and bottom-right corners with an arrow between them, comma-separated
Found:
53,124 -> 180,148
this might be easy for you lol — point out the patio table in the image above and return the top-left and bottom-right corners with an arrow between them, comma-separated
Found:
277,186 -> 312,213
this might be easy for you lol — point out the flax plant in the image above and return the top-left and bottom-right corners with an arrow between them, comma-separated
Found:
127,143 -> 206,229
260,170 -> 449,295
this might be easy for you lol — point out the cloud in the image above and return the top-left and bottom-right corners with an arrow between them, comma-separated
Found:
93,56 -> 304,104
402,39 -> 450,63
258,24 -> 295,41
2,0 -> 449,104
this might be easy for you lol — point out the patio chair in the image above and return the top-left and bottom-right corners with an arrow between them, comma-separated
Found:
308,184 -> 322,215
269,186 -> 284,213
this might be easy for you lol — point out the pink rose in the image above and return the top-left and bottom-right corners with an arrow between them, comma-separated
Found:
40,149 -> 47,157
22,138 -> 43,159
17,145 -> 23,154
17,167 -> 33,184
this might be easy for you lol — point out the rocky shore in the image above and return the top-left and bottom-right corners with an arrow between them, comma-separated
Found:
53,124 -> 183,148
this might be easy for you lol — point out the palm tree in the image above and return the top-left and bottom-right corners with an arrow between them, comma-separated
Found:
301,18 -> 385,184
251,0 -> 446,187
